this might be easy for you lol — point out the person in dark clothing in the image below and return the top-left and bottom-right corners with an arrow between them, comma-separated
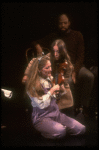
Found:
24,13 -> 94,116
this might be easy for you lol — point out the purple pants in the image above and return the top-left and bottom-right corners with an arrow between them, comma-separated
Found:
32,98 -> 85,139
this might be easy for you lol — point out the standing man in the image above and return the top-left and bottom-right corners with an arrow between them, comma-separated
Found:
24,13 -> 94,116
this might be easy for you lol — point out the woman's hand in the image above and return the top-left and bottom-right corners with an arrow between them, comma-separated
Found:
50,84 -> 60,95
22,75 -> 28,84
72,71 -> 76,84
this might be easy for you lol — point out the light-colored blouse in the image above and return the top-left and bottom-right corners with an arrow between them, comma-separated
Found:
27,76 -> 55,109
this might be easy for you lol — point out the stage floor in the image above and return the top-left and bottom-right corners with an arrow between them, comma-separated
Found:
1,88 -> 98,147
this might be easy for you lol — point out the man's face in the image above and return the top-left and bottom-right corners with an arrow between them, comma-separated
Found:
58,15 -> 70,32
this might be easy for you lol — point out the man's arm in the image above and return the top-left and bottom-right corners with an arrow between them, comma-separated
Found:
72,32 -> 85,83
31,33 -> 56,56
35,44 -> 43,56
74,32 -> 85,74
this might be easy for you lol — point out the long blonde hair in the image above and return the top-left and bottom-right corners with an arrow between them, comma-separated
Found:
26,55 -> 50,98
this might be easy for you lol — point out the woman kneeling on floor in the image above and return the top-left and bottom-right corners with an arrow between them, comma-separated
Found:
25,55 -> 85,139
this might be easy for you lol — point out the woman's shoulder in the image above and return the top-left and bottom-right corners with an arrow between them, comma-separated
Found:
39,76 -> 52,89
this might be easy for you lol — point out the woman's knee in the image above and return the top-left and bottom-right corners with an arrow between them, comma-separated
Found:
80,125 -> 86,134
52,123 -> 66,139
67,120 -> 86,136
85,72 -> 94,86
57,124 -> 66,138
74,123 -> 86,135
79,67 -> 94,81
42,124 -> 66,139
87,71 -> 94,81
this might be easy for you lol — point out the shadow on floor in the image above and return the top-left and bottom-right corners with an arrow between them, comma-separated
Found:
1,88 -> 98,147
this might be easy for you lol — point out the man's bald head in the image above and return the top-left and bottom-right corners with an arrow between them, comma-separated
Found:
58,14 -> 71,33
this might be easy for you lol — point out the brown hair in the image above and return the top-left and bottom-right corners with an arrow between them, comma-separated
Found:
50,39 -> 73,75
26,55 -> 50,98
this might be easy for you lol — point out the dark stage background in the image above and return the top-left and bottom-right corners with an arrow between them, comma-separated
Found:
1,2 -> 98,92
1,2 -> 98,147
